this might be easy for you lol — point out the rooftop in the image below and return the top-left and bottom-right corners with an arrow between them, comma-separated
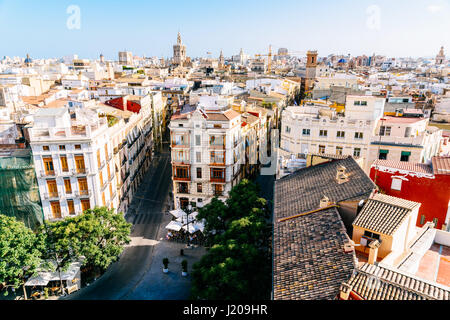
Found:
353,194 -> 421,235
343,263 -> 450,300
274,157 -> 375,219
371,159 -> 433,175
273,207 -> 357,300
432,156 -> 450,175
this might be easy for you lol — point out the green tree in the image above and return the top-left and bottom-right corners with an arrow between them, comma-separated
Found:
73,207 -> 131,272
191,180 -> 272,300
0,215 -> 42,298
39,207 -> 131,293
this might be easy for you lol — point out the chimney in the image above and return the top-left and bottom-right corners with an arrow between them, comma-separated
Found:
320,196 -> 330,208
336,165 -> 349,184
368,240 -> 381,265
339,282 -> 352,300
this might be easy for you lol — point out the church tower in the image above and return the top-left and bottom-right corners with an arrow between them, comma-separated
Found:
173,32 -> 187,66
219,50 -> 225,67
305,51 -> 318,91
436,46 -> 446,65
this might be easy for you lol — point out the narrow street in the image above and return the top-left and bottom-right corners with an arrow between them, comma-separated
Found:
65,140 -> 173,300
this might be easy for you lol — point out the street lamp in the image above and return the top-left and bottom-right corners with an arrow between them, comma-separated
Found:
184,204 -> 193,249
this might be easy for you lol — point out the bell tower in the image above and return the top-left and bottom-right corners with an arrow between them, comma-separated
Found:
305,50 -> 318,91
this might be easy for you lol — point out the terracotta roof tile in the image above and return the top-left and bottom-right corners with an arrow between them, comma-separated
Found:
372,159 -> 433,175
432,156 -> 450,175
353,194 -> 420,235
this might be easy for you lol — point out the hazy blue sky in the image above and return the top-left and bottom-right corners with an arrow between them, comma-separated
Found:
1,0 -> 449,60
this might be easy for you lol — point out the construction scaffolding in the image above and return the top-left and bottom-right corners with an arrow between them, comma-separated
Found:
0,148 -> 43,230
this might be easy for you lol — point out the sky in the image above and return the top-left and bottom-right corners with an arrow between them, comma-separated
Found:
0,0 -> 449,60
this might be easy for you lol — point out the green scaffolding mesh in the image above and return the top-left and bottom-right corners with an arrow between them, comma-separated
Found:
0,149 -> 43,230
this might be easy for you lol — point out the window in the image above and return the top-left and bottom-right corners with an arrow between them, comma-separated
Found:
363,231 -> 380,241
354,132 -> 363,139
400,151 -> 411,162
67,200 -> 75,215
59,145 -> 65,150
97,150 -> 101,167
81,199 -> 90,212
75,155 -> 86,173
337,131 -> 345,138
214,124 -> 222,129
195,135 -> 201,146
379,126 -> 391,136
319,130 -> 328,137
319,145 -> 326,154
336,146 -> 343,155
197,183 -> 202,193
64,178 -> 72,194
75,144 -> 82,150
196,168 -> 202,179
78,178 -> 88,194
50,201 -> 62,219
391,178 -> 402,191
353,148 -> 361,157
285,126 -> 291,133
420,215 -> 426,225
99,171 -> 104,188
433,218 -> 439,227
196,152 -> 201,163
43,157 -> 54,175
47,180 -> 58,197
210,151 -> 225,164
175,167 -> 190,179
302,129 -> 310,136
60,156 -> 69,172
213,184 -> 224,197
43,146 -> 50,151
211,168 -> 225,181
354,101 -> 361,106
210,135 -> 224,146
361,101 -> 368,106
379,149 -> 388,160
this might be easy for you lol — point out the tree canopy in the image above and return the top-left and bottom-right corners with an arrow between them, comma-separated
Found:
0,215 -> 42,294
191,179 -> 272,300
39,207 -> 132,274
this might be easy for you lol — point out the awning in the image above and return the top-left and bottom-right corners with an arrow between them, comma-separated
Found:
401,151 -> 411,156
169,208 -> 185,219
165,221 -> 183,232
379,150 -> 389,154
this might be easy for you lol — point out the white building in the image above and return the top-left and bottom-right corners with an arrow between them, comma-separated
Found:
280,95 -> 386,172
169,105 -> 243,209
28,108 -> 119,220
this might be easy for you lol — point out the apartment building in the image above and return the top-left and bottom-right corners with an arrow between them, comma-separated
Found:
169,105 -> 243,210
28,108 -> 118,220
367,116 -> 442,170
280,95 -> 385,171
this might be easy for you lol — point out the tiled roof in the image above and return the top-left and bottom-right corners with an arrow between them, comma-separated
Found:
432,156 -> 450,175
344,263 -> 450,300
372,159 -> 433,175
273,207 -> 357,300
274,157 -> 375,219
352,194 -> 420,235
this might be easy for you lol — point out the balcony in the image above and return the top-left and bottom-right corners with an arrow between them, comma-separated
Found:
114,146 -> 119,154
72,168 -> 89,176
44,192 -> 61,200
209,143 -> 226,150
40,170 -> 56,178
76,190 -> 91,198
210,177 -> 226,183
106,153 -> 113,161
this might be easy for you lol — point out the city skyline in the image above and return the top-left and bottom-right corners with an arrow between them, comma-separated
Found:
1,0 -> 449,60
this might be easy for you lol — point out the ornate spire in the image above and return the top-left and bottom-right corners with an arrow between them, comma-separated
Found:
177,32 -> 182,45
